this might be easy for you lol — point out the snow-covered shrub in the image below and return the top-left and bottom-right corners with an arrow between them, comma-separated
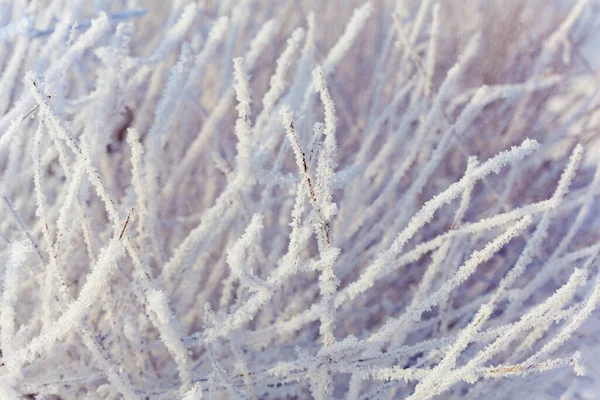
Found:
0,0 -> 599,398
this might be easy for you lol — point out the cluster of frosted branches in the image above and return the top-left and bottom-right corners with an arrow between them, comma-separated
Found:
0,0 -> 599,399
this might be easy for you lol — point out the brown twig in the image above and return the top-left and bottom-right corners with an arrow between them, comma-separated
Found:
119,208 -> 133,239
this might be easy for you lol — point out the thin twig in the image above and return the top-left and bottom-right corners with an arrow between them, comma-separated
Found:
119,208 -> 133,240
2,196 -> 45,262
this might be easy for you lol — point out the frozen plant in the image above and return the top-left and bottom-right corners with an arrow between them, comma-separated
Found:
0,0 -> 599,399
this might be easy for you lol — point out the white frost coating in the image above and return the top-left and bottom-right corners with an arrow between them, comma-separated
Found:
4,239 -> 124,372
345,138 -> 539,302
226,214 -> 270,292
255,27 -> 305,133
323,2 -> 374,75
183,383 -> 203,400
126,128 -> 148,244
147,288 -> 192,392
541,0 -> 591,66
0,241 -> 31,357
145,3 -> 198,64
0,1 -> 597,398
233,57 -> 253,170
0,379 -> 19,400
313,67 -> 338,220
245,20 -> 279,68
366,215 -> 533,346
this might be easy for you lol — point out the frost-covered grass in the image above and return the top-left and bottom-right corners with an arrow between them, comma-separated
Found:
0,0 -> 600,399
